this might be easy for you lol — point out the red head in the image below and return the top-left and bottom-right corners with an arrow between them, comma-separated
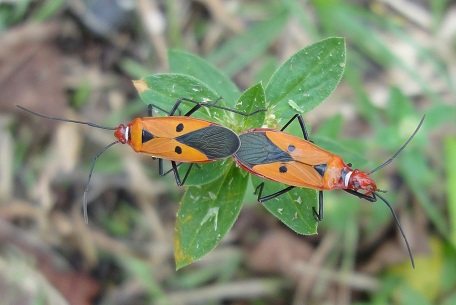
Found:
345,169 -> 377,194
114,124 -> 128,144
344,115 -> 427,195
113,119 -> 142,152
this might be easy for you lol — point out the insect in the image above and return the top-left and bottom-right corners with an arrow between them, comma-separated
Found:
234,113 -> 426,268
17,98 -> 265,222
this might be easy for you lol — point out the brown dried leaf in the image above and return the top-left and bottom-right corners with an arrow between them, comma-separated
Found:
39,260 -> 100,305
247,229 -> 314,274
0,23 -> 65,119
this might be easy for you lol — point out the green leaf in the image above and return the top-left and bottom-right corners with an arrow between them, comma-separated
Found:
235,83 -> 266,131
174,161 -> 231,186
265,37 -> 346,118
208,12 -> 288,77
168,50 -> 240,104
251,176 -> 318,235
174,164 -> 248,269
134,73 -> 223,121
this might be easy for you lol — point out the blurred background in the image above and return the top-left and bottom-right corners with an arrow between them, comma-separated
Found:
0,0 -> 455,304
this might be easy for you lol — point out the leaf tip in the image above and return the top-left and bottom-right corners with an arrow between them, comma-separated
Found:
174,228 -> 195,270
132,79 -> 148,94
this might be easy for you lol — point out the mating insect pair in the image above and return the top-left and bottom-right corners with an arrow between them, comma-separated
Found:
18,98 -> 424,268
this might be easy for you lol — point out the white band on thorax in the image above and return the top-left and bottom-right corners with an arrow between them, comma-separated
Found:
125,126 -> 130,142
344,170 -> 353,188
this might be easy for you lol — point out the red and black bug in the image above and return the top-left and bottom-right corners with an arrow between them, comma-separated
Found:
234,114 -> 425,268
18,98 -> 265,222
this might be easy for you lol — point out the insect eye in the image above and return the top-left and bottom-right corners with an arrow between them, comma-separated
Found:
353,180 -> 360,189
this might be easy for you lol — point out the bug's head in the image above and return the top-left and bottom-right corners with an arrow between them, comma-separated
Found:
114,124 -> 128,144
346,169 -> 377,193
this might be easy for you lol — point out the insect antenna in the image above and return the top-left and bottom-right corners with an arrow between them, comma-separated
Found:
368,115 -> 425,175
17,105 -> 121,223
374,191 -> 415,268
16,105 -> 117,131
83,141 -> 119,223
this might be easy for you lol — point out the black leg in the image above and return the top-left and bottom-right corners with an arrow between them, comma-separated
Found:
254,182 -> 296,202
158,159 -> 194,186
178,162 -> 194,186
150,97 -> 218,117
181,97 -> 267,117
150,97 -> 266,118
148,103 -> 171,116
170,161 -> 183,186
159,158 -> 182,185
344,189 -> 377,202
280,114 -> 311,141
207,97 -> 224,106
161,163 -> 177,176
169,161 -> 194,186
183,97 -> 224,117
255,182 -> 323,222
161,162 -> 200,176
158,159 -> 166,176
171,98 -> 197,116
159,160 -> 183,186
312,191 -> 324,221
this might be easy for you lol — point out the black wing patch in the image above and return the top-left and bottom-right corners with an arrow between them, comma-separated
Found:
235,133 -> 294,167
313,164 -> 327,177
142,128 -> 154,143
176,125 -> 240,159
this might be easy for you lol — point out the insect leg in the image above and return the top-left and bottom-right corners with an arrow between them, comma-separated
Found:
312,191 -> 324,221
344,189 -> 377,202
147,98 -> 197,117
158,158 -> 166,176
162,163 -> 179,176
167,161 -> 183,186
180,97 -> 266,117
149,97 -> 266,117
254,182 -> 296,202
159,160 -> 195,186
178,162 -> 194,186
280,114 -> 311,141
159,159 -> 182,184
159,97 -> 212,117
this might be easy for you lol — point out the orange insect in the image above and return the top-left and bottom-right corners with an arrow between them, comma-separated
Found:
234,113 -> 425,268
18,98 -> 264,222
